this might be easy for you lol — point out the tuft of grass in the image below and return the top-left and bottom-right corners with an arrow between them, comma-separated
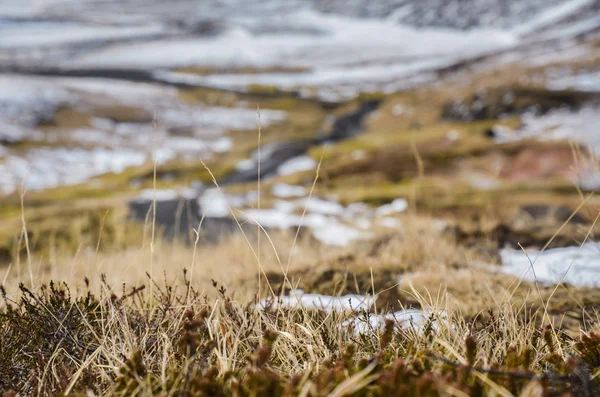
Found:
0,276 -> 598,396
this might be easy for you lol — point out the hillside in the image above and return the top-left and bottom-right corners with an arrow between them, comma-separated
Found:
1,1 -> 600,395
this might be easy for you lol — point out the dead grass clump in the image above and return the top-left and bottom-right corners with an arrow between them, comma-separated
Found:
0,277 -> 598,396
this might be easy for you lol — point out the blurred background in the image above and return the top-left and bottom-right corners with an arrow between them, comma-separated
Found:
1,0 -> 600,277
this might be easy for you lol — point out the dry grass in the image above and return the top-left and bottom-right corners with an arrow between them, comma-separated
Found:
2,62 -> 600,395
2,198 -> 600,395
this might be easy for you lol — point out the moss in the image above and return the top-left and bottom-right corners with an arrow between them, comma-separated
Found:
356,91 -> 387,102
246,84 -> 282,96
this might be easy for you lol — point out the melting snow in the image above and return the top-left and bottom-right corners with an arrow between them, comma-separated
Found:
312,221 -> 369,246
258,289 -> 375,312
548,72 -> 600,92
257,290 -> 443,335
0,147 -> 147,194
134,187 -> 198,202
277,155 -> 317,176
500,242 -> 600,288
242,196 -> 372,246
376,198 -> 409,216
0,75 -> 74,133
516,107 -> 600,155
198,188 -> 248,218
0,22 -> 166,49
379,217 -> 402,229
296,197 -> 344,216
0,75 -> 287,194
510,0 -> 595,36
344,309 -> 438,334
271,183 -> 307,198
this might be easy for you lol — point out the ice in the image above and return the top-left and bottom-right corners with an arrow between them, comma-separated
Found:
277,155 -> 317,176
239,194 -> 374,245
271,183 -> 307,198
258,289 -> 375,312
500,242 -> 600,288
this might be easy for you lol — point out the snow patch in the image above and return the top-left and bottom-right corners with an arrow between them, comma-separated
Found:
0,147 -> 148,194
198,188 -> 248,218
295,197 -> 344,216
344,309 -> 439,334
134,187 -> 198,202
271,183 -> 307,198
500,242 -> 600,288
376,198 -> 408,216
510,0 -> 595,36
258,289 -> 375,312
277,155 -> 317,176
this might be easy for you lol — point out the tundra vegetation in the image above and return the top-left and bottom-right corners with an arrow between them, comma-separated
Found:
2,2 -> 600,395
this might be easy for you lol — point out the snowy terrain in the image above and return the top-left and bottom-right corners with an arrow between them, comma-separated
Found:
2,0 -> 598,95
0,75 -> 286,194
